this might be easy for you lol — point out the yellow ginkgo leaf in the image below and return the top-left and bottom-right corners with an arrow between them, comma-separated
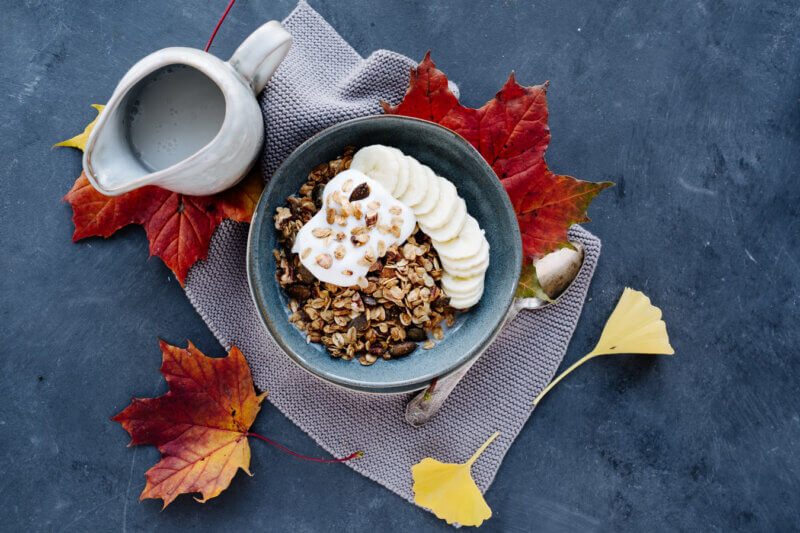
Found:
589,287 -> 674,356
412,431 -> 499,527
533,288 -> 674,406
53,104 -> 104,151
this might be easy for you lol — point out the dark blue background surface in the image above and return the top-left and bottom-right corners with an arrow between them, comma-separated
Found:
2,1 -> 798,531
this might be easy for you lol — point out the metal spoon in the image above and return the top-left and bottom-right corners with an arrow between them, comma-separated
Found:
404,242 -> 585,427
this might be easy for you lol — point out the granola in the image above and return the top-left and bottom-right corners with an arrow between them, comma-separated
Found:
273,147 -> 456,365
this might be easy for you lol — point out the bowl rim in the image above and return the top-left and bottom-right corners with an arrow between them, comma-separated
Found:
246,114 -> 522,393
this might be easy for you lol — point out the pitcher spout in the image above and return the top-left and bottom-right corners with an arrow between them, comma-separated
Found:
83,54 -> 232,197
84,103 -> 163,196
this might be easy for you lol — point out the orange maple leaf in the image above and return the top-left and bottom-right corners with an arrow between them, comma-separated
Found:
111,340 -> 267,508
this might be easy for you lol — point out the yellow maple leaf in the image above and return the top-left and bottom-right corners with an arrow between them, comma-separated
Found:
53,104 -> 104,151
411,431 -> 499,527
534,287 -> 674,406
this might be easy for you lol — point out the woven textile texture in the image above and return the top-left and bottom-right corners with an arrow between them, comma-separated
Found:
184,0 -> 602,511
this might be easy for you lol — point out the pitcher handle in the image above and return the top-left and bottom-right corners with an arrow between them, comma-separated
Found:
229,21 -> 292,94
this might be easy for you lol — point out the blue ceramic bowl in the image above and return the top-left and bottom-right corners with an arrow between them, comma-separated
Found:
247,115 -> 522,393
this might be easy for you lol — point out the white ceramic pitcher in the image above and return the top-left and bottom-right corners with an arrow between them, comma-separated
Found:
83,21 -> 291,196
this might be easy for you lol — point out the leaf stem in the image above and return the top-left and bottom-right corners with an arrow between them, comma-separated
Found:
205,0 -> 236,52
423,377 -> 439,402
533,352 -> 599,406
467,431 -> 500,466
247,433 -> 362,463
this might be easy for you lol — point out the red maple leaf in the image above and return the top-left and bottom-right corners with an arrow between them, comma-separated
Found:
382,52 -> 612,262
62,168 -> 262,284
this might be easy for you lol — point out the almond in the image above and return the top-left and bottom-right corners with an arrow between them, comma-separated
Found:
365,210 -> 378,227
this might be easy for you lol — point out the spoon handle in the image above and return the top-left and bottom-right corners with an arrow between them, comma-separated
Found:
404,242 -> 584,427
405,361 -> 476,427
404,303 -> 520,427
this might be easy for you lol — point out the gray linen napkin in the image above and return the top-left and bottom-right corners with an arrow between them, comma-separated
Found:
184,0 -> 601,513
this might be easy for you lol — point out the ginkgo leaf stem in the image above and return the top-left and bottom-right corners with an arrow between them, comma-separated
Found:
466,431 -> 500,467
533,352 -> 600,406
247,433 -> 363,463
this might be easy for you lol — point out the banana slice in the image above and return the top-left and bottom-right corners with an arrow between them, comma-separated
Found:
422,197 -> 466,242
443,255 -> 489,279
449,284 -> 484,303
412,166 -> 440,216
441,271 -> 484,297
419,178 -> 458,229
432,216 -> 484,260
399,157 -> 429,207
392,150 -> 410,198
440,237 -> 489,271
351,145 -> 398,192
448,288 -> 484,309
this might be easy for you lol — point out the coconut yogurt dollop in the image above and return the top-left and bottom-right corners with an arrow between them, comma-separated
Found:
292,169 -> 416,287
